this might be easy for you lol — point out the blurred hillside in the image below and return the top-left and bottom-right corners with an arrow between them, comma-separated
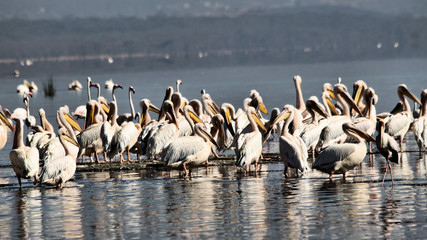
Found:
1,0 -> 427,19
0,5 -> 426,75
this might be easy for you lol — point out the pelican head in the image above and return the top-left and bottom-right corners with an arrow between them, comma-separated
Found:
306,98 -> 329,119
293,75 -> 302,88
194,123 -> 220,149
247,107 -> 267,132
60,106 -> 83,133
352,80 -> 367,105
250,96 -> 268,115
334,84 -> 363,116
342,122 -> 376,142
398,84 -> 422,106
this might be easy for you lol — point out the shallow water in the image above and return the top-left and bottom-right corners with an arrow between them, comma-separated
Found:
0,59 -> 427,239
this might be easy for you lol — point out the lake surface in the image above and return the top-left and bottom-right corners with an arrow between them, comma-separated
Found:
0,58 -> 426,239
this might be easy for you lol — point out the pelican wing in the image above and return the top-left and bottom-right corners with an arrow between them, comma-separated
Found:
313,144 -> 355,170
384,113 -> 411,136
39,156 -> 75,184
235,131 -> 262,168
280,136 -> 308,172
101,121 -> 114,152
162,136 -> 206,165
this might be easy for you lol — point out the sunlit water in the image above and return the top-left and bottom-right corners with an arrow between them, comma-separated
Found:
0,58 -> 426,239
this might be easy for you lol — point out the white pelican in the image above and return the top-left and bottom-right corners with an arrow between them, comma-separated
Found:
298,97 -> 329,159
235,107 -> 267,172
272,105 -> 309,177
116,86 -> 136,126
383,84 -> 422,150
38,106 -> 80,167
108,121 -> 142,162
315,83 -> 363,152
68,80 -> 83,91
137,99 -> 161,156
100,101 -> 121,158
313,123 -> 375,180
39,128 -> 80,188
376,120 -> 399,185
9,117 -> 39,188
412,89 -> 427,152
146,100 -> 179,159
0,105 -> 14,150
162,123 -> 219,176
105,79 -> 114,90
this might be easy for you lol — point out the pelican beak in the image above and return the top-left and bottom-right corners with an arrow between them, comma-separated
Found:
402,87 -> 422,105
188,108 -> 203,124
207,101 -> 219,115
101,102 -> 110,114
271,109 -> 291,127
307,100 -> 329,118
222,107 -> 235,137
61,133 -> 80,148
339,90 -> 363,116
352,84 -> 365,105
64,113 -> 83,132
325,96 -> 339,115
344,124 -> 376,142
130,87 -> 136,94
327,89 -> 336,100
148,104 -> 161,114
0,111 -> 13,131
200,127 -> 220,149
251,112 -> 267,132
218,123 -> 225,150
258,103 -> 268,115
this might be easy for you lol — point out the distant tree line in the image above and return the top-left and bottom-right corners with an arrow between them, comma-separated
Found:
1,6 -> 426,71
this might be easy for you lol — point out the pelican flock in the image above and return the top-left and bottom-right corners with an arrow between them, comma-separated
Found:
0,75 -> 425,188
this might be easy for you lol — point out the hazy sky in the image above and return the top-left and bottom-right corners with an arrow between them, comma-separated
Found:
1,0 -> 426,20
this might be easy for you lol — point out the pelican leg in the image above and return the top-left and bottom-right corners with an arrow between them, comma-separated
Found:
94,153 -> 100,163
342,172 -> 346,181
120,153 -> 125,163
104,152 -> 108,162
127,149 -> 131,162
284,166 -> 288,178
388,159 -> 394,186
33,175 -> 38,185
382,159 -> 389,185
329,170 -> 334,180
183,162 -> 188,178
17,177 -> 22,189
296,169 -> 299,178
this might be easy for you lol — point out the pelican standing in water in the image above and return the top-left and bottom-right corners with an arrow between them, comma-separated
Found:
313,123 -> 375,180
0,105 -> 14,150
413,89 -> 427,152
376,120 -> 399,185
162,123 -> 219,177
272,105 -> 309,177
383,84 -> 422,151
39,128 -> 80,188
235,107 -> 267,172
9,116 -> 39,188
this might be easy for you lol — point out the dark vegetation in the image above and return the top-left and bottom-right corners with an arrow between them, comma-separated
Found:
1,6 -> 427,75
42,76 -> 55,97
